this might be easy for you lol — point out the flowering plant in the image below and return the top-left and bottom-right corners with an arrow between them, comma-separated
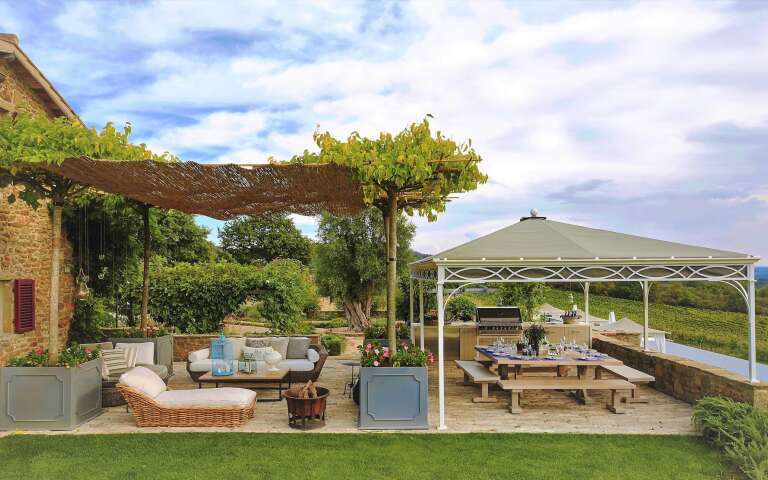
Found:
359,341 -> 434,368
5,344 -> 99,367
6,346 -> 49,367
58,343 -> 100,368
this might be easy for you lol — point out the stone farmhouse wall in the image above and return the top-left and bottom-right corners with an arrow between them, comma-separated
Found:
0,54 -> 75,364
594,334 -> 768,410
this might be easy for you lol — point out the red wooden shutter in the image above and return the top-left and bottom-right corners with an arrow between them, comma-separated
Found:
13,279 -> 35,333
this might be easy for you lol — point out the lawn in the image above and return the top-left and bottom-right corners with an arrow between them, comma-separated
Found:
0,433 -> 729,480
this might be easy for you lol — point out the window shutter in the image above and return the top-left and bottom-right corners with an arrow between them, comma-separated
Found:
13,279 -> 35,333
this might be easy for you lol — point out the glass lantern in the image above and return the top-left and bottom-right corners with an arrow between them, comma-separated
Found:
210,333 -> 234,376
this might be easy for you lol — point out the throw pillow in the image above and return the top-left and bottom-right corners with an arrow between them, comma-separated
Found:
242,346 -> 272,361
306,348 -> 320,363
269,337 -> 289,359
286,337 -> 310,359
122,346 -> 138,368
246,337 -> 271,348
188,348 -> 209,362
115,342 -> 154,365
100,348 -> 129,379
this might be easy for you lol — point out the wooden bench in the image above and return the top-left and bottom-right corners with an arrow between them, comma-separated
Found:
496,378 -> 635,414
598,365 -> 655,404
455,360 -> 499,403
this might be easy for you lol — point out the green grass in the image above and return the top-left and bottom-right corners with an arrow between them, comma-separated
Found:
543,289 -> 768,363
0,433 -> 729,479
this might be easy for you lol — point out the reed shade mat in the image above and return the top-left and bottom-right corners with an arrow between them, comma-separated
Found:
40,157 -> 366,219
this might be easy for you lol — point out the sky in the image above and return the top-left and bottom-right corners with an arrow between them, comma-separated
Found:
2,0 -> 767,261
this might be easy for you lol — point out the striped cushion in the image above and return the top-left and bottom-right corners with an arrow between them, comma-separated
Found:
101,348 -> 129,379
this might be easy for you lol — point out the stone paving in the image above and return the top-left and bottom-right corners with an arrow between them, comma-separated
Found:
21,356 -> 695,435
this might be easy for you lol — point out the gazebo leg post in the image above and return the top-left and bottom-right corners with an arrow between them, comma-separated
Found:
437,268 -> 447,431
419,281 -> 425,350
642,281 -> 650,352
409,277 -> 415,343
747,266 -> 758,383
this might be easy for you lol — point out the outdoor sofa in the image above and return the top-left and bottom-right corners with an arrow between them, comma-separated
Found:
118,366 -> 256,427
186,336 -> 328,384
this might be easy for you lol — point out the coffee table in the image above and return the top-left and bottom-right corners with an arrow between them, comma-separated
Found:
197,369 -> 291,402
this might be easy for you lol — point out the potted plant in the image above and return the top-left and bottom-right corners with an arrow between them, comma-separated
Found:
108,324 -> 175,376
0,344 -> 102,430
357,341 -> 434,430
363,323 -> 410,348
523,323 -> 547,356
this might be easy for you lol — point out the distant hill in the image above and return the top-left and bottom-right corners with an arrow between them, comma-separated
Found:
758,266 -> 768,287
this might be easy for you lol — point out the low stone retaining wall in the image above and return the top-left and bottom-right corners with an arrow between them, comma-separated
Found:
593,334 -> 768,410
173,334 -> 321,361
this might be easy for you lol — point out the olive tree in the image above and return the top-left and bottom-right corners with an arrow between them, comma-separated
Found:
0,114 -> 174,363
313,209 -> 414,331
291,118 -> 486,347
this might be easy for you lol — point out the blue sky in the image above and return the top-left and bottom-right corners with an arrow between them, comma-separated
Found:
2,0 -> 767,261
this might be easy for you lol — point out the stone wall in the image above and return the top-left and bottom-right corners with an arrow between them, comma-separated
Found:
593,334 -> 768,410
0,189 -> 75,364
0,48 -> 75,364
173,334 -> 321,361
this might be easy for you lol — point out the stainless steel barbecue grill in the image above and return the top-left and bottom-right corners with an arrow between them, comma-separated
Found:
476,306 -> 523,335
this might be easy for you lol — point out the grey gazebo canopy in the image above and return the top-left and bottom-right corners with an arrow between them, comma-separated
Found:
409,213 -> 760,431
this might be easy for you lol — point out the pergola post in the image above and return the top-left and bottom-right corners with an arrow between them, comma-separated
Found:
437,266 -> 447,430
409,277 -> 415,343
747,265 -> 758,383
642,281 -> 650,352
583,281 -> 590,325
419,280 -> 425,350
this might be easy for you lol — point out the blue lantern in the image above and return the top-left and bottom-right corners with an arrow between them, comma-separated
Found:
210,334 -> 234,376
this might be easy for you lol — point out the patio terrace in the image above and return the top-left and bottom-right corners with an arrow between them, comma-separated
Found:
25,356 -> 694,435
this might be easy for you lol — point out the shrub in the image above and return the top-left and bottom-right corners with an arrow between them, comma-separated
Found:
6,344 -> 99,368
446,294 -> 476,321
364,323 -> 409,340
68,296 -> 112,344
321,334 -> 346,356
693,397 -> 768,480
359,341 -> 434,367
145,259 -> 317,334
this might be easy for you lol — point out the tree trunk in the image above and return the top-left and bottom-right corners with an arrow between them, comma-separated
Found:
140,204 -> 151,331
385,193 -> 398,348
48,204 -> 62,365
342,297 -> 370,332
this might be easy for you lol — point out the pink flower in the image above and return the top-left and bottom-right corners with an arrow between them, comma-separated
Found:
373,360 -> 379,367
85,349 -> 92,354
34,346 -> 43,355
365,344 -> 372,353
383,351 -> 390,358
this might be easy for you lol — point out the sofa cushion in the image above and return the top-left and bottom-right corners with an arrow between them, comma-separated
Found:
188,348 -> 209,363
278,359 -> 315,372
188,360 -> 212,373
246,337 -> 270,348
286,337 -> 310,359
119,366 -> 167,398
270,337 -> 289,359
230,337 -> 246,360
139,363 -> 169,380
81,341 -> 113,352
307,348 -> 320,363
155,387 -> 256,408
116,342 -> 154,365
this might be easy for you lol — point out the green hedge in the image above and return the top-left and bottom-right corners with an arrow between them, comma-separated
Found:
146,259 -> 317,334
693,397 -> 768,480
321,334 -> 346,356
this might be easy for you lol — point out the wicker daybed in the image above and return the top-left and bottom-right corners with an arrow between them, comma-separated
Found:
117,367 -> 256,428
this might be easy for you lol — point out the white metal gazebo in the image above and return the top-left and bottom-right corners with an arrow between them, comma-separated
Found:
408,212 -> 761,430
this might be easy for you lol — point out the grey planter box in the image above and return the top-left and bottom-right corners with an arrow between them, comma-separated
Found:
358,366 -> 428,430
0,358 -> 103,431
109,334 -> 174,377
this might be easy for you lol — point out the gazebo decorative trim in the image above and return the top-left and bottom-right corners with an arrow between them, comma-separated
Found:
40,156 -> 366,220
409,214 -> 761,431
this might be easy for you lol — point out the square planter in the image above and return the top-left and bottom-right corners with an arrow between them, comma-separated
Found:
109,334 -> 174,377
358,366 -> 428,430
0,358 -> 103,431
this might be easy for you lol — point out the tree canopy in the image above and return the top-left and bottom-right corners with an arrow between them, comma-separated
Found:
219,214 -> 311,265
313,209 -> 414,330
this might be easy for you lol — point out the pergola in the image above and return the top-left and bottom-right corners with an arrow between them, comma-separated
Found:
409,212 -> 760,430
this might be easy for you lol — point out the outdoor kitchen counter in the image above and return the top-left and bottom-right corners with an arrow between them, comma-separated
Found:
456,323 -> 592,361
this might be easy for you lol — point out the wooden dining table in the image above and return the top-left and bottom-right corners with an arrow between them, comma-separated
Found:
475,346 -> 624,404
